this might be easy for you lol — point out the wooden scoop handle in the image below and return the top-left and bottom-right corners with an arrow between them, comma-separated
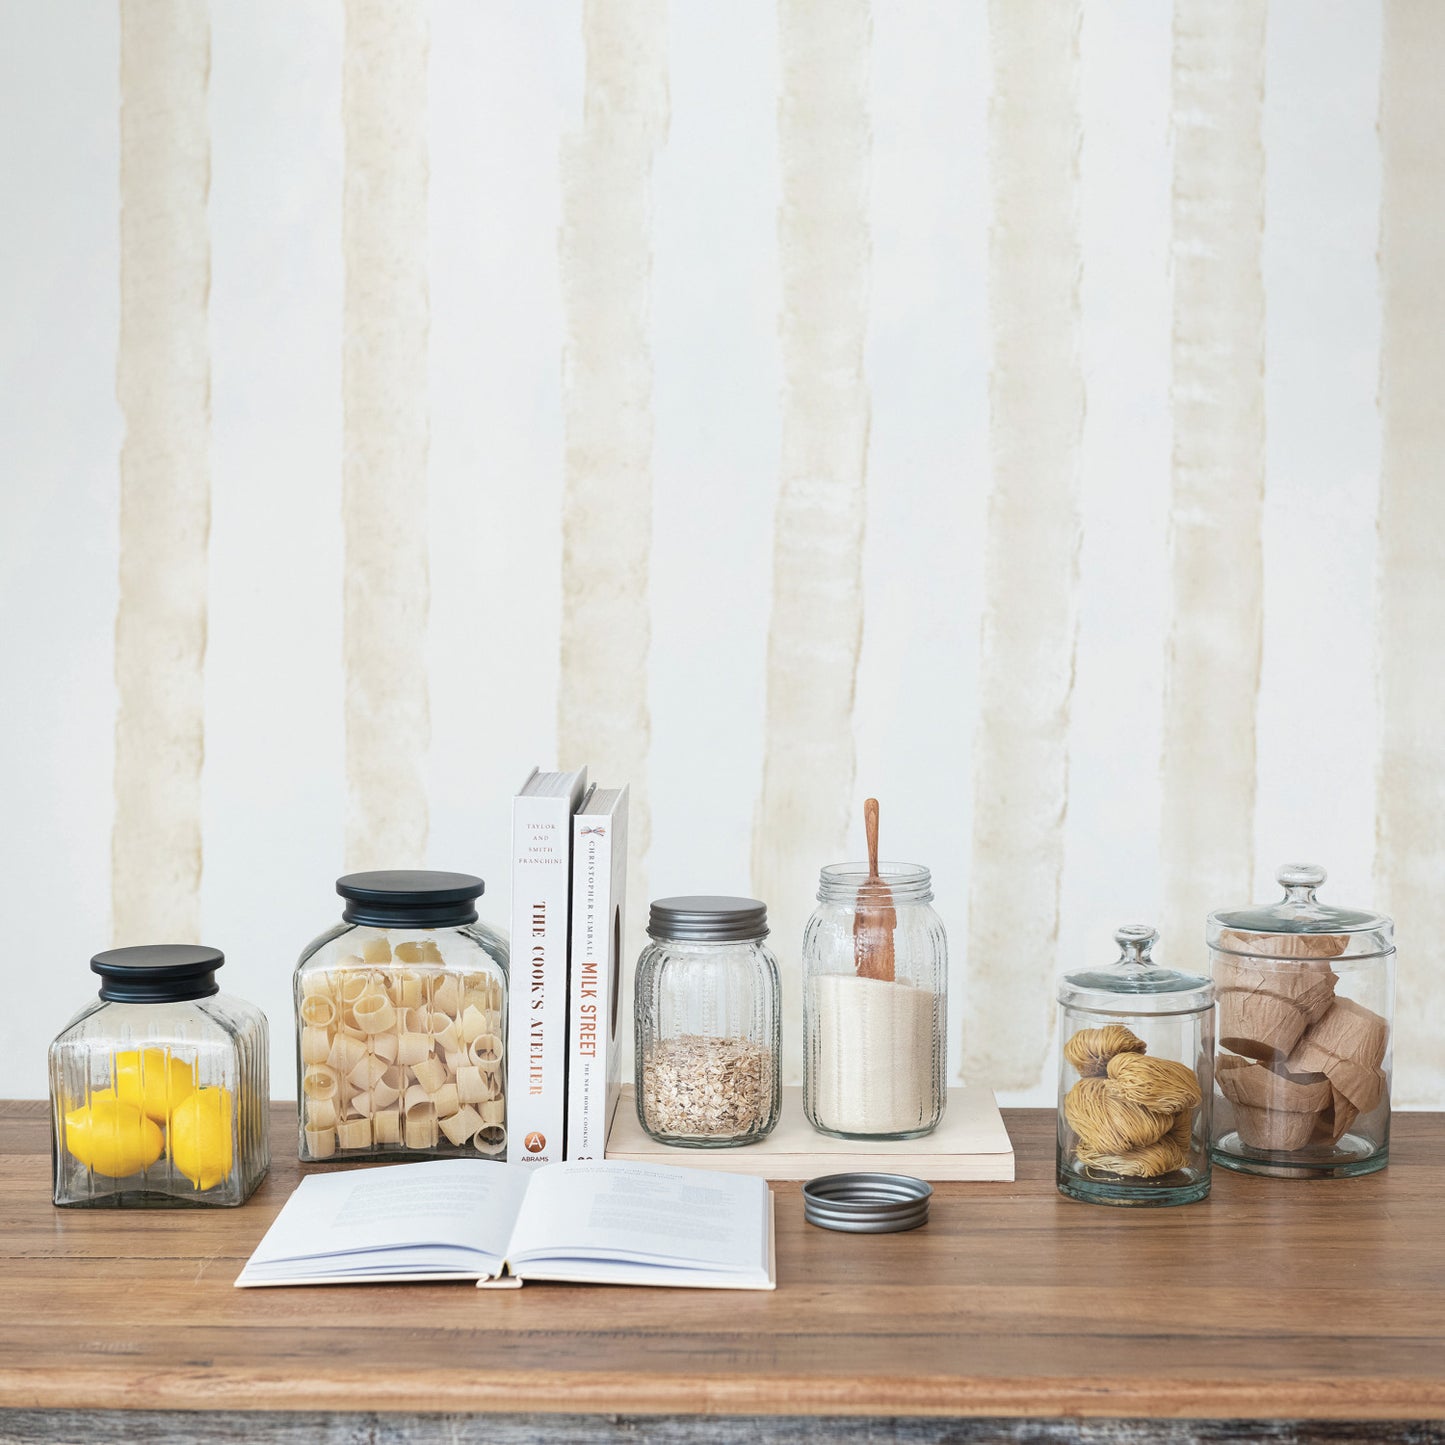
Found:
864,797 -> 881,881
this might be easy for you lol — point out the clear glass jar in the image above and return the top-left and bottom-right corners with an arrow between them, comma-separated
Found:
49,945 -> 270,1207
1210,863 -> 1393,1179
802,862 -> 947,1140
1057,925 -> 1213,1207
634,896 -> 781,1147
294,870 -> 509,1163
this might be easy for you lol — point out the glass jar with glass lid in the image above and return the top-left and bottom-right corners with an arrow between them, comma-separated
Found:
1057,925 -> 1213,1207
49,944 -> 270,1207
802,862 -> 947,1140
294,870 -> 509,1163
1210,863 -> 1393,1179
634,896 -> 781,1147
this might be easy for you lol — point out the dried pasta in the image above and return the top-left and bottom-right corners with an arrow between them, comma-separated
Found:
336,1118 -> 372,1150
347,1054 -> 389,1091
405,1113 -> 438,1150
305,1125 -> 336,1159
354,993 -> 397,1034
298,957 -> 507,1159
326,1033 -> 367,1073
300,994 -> 337,1028
303,1065 -> 338,1101
468,1034 -> 502,1069
301,1025 -> 331,1064
440,1105 -> 482,1146
396,1031 -> 431,1067
306,1098 -> 337,1129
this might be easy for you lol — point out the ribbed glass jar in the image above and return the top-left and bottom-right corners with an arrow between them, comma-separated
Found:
1210,863 -> 1393,1179
803,863 -> 947,1140
1057,926 -> 1213,1208
50,945 -> 270,1208
634,896 -> 781,1147
294,870 -> 509,1163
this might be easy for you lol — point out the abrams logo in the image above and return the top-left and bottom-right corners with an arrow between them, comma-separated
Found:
523,1131 -> 547,1155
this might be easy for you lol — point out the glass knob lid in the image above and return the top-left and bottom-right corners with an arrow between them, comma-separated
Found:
1114,924 -> 1158,968
1207,861 -> 1392,955
1058,923 -> 1211,1013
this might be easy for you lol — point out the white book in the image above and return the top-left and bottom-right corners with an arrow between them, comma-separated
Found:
507,766 -> 587,1165
235,1158 -> 775,1291
566,785 -> 629,1161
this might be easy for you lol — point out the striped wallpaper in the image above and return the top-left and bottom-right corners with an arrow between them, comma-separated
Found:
2,2 -> 1440,1108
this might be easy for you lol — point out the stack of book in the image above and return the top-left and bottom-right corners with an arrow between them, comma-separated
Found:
506,767 -> 628,1166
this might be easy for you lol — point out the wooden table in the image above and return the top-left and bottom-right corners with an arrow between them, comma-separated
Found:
2,1101 -> 1443,1444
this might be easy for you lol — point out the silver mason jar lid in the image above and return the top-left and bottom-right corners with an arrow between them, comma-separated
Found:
802,1173 -> 932,1233
646,895 -> 769,943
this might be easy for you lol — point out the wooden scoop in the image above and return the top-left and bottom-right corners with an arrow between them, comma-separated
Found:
853,798 -> 896,982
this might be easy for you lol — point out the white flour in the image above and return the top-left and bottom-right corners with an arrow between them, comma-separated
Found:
809,974 -> 937,1135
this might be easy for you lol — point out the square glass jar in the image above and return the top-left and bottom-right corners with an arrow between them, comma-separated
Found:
294,871 -> 509,1163
50,945 -> 270,1207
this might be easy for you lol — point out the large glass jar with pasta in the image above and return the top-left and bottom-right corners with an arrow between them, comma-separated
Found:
294,871 -> 509,1163
1056,925 -> 1213,1207
50,944 -> 270,1207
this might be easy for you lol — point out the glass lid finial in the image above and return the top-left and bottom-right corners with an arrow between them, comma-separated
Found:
1114,924 -> 1158,967
1277,862 -> 1326,906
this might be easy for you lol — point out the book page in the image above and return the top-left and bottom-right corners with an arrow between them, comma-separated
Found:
238,1160 -> 531,1284
506,1160 -> 770,1277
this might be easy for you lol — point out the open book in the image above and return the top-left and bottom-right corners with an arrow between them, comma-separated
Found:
236,1158 -> 775,1291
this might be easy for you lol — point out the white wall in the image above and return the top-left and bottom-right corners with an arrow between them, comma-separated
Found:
2,1 -> 1439,1108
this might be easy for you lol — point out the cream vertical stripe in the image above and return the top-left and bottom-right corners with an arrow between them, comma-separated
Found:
1159,0 -> 1266,951
342,1 -> 430,871
113,2 -> 210,945
753,0 -> 871,1079
960,0 -> 1084,1091
1377,0 -> 1445,1108
557,0 -> 667,946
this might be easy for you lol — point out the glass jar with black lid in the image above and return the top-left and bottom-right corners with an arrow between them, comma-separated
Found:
294,870 -> 509,1163
49,944 -> 270,1207
634,895 -> 781,1147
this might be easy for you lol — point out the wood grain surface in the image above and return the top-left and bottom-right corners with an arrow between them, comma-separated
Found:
2,1102 -> 1444,1422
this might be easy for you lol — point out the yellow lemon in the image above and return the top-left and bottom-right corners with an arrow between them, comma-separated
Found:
63,1097 -> 164,1177
168,1087 -> 234,1190
112,1048 -> 197,1122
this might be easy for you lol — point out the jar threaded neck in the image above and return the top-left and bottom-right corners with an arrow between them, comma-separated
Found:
817,863 -> 932,904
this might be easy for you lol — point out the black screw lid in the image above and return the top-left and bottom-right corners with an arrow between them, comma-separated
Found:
647,896 -> 769,943
336,870 -> 484,929
91,944 -> 223,1003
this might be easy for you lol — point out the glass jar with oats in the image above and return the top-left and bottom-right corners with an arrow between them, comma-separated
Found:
1057,925 -> 1213,1207
294,871 -> 509,1163
634,896 -> 781,1147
